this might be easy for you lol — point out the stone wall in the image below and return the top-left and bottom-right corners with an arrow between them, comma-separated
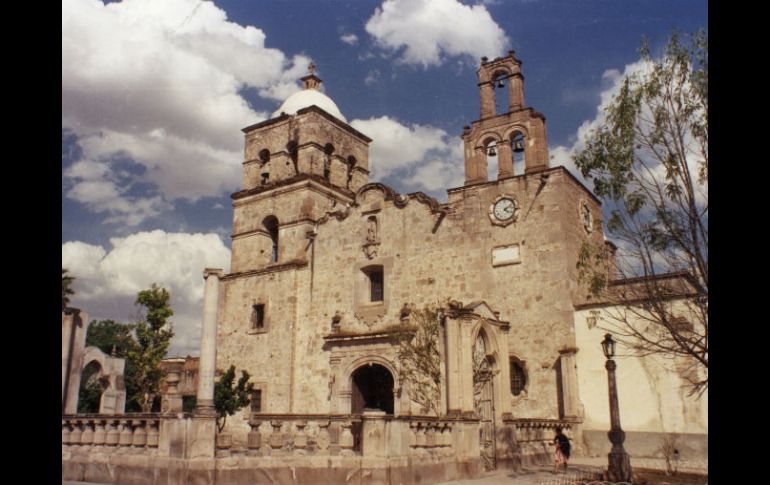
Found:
216,166 -> 606,446
573,306 -> 708,459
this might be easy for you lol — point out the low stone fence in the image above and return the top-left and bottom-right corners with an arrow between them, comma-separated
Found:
507,417 -> 577,465
244,414 -> 363,455
240,413 -> 471,458
62,414 -> 165,453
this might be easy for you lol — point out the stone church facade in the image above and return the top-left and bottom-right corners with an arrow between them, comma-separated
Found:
62,51 -> 706,485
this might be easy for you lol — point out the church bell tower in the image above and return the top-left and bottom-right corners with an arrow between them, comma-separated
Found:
462,51 -> 549,185
229,65 -> 372,273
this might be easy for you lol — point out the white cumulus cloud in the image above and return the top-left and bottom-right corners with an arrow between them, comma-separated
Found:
549,60 -> 649,188
350,116 -> 464,195
62,0 -> 310,225
340,33 -> 359,45
62,230 -> 231,356
365,0 -> 509,67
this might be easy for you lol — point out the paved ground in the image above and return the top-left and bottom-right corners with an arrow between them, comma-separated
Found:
64,456 -> 708,485
436,456 -> 708,485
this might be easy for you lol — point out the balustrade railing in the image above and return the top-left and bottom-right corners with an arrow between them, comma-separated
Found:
505,418 -> 577,460
247,414 -> 363,456
62,414 -> 166,453
405,418 -> 456,455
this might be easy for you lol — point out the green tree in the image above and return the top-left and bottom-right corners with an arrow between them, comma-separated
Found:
126,284 -> 175,412
214,365 -> 254,432
574,30 -> 707,394
62,268 -> 75,310
391,305 -> 442,417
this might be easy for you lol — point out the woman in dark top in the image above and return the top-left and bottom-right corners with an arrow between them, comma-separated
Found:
553,427 -> 571,472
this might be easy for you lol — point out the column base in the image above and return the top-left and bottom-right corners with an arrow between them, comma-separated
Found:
607,449 -> 633,483
194,402 -> 217,418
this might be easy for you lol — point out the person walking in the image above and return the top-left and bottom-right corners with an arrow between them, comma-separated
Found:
553,427 -> 571,472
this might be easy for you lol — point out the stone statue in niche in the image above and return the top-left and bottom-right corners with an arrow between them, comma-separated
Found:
363,215 -> 380,259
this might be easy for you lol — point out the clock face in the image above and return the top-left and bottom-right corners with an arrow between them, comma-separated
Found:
493,198 -> 516,220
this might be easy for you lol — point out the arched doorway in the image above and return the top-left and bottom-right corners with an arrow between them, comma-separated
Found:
473,331 -> 498,470
350,363 -> 394,415
78,360 -> 107,414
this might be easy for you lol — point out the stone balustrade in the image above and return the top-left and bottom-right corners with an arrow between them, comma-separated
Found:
62,414 -> 163,454
505,417 -> 577,463
247,414 -> 363,456
406,418 -> 455,455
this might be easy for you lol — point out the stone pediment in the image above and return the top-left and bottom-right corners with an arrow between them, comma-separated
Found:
445,300 -> 510,329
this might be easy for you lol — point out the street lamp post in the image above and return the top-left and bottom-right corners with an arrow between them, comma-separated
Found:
602,333 -> 633,483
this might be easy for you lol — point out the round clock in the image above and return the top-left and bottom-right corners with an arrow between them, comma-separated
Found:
489,195 -> 519,226
494,198 -> 516,220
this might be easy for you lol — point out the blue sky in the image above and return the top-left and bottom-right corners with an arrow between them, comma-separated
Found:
62,0 -> 707,355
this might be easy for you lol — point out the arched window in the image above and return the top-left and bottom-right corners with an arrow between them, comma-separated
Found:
346,156 -> 357,187
510,358 -> 527,396
511,131 -> 526,175
493,71 -> 509,113
484,138 -> 499,181
263,216 -> 279,262
323,143 -> 335,181
259,149 -> 270,184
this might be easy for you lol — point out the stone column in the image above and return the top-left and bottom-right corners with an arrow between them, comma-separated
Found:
497,141 -> 513,178
64,310 -> 90,414
508,73 -> 525,111
444,315 -> 462,414
479,82 -> 496,119
558,348 -> 580,420
62,311 -> 74,409
188,268 -> 223,460
195,268 -> 223,416
458,321 -> 475,413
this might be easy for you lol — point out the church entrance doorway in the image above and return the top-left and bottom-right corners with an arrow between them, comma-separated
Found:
350,363 -> 394,414
473,332 -> 498,470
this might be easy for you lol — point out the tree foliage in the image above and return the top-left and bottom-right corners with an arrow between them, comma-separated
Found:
391,305 -> 442,417
126,284 -> 175,412
574,30 -> 707,395
214,365 -> 254,432
62,268 -> 75,310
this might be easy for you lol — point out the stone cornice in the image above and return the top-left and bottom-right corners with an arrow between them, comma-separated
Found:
241,106 -> 372,143
221,260 -> 308,281
446,166 -> 603,207
231,174 -> 356,203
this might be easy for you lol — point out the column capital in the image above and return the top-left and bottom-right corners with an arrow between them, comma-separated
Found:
203,268 -> 225,279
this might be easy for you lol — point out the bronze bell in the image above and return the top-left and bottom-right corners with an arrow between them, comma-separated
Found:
513,139 -> 525,153
497,79 -> 505,88
487,146 -> 497,157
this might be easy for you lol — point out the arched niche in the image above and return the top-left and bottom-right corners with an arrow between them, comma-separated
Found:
78,346 -> 127,415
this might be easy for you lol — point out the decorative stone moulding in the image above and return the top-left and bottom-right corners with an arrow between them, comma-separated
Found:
579,199 -> 594,233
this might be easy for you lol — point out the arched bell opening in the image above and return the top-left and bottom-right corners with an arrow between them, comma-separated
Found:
492,70 -> 510,115
350,363 -> 394,415
511,130 -> 526,175
263,215 -> 279,263
483,137 -> 500,181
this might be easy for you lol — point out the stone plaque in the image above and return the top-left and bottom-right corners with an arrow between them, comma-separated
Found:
491,244 -> 521,267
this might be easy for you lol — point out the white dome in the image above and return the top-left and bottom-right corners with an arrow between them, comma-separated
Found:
272,89 -> 346,122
